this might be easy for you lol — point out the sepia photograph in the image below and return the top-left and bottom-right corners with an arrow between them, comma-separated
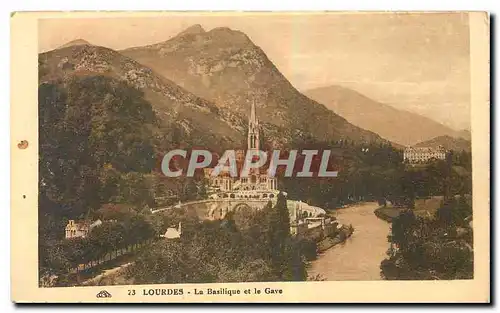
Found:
10,11 -> 490,303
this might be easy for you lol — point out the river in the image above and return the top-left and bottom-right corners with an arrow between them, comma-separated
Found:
308,202 -> 391,281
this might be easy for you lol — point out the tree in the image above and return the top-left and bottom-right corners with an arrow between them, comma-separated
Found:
266,192 -> 291,277
389,209 -> 416,249
38,75 -> 162,278
40,241 -> 71,274
217,258 -> 277,282
39,76 -> 157,218
435,196 -> 472,227
180,179 -> 199,201
127,240 -> 215,284
382,200 -> 473,280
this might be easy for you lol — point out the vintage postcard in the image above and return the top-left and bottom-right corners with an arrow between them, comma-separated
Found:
11,11 -> 490,303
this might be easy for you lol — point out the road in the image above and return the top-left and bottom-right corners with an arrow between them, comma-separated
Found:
81,262 -> 132,286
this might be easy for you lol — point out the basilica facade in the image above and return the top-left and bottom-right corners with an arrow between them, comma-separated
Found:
204,101 -> 279,199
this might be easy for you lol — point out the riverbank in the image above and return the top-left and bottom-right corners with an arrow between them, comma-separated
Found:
374,206 -> 399,223
317,225 -> 354,252
374,196 -> 447,222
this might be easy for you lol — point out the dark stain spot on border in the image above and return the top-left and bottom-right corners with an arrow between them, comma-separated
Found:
17,140 -> 28,149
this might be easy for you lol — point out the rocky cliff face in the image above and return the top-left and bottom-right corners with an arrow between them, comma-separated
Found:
122,26 -> 386,146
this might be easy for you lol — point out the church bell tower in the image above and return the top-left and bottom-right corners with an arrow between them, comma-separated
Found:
247,100 -> 260,151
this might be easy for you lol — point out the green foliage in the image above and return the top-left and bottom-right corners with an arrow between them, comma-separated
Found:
266,192 -> 292,276
126,240 -> 216,284
40,210 -> 155,280
283,142 -> 471,212
39,76 -> 157,217
217,258 -> 277,282
180,179 -> 201,201
382,196 -> 473,280
39,75 -> 162,278
126,194 -> 311,284
282,142 -> 406,208
40,240 -> 71,274
435,196 -> 473,227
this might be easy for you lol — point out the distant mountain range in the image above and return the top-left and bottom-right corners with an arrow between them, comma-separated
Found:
332,81 -> 471,132
415,135 -> 471,152
305,85 -> 469,147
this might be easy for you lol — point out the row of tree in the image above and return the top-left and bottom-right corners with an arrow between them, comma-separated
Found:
39,211 -> 155,283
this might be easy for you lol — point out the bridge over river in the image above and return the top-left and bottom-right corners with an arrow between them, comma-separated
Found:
151,198 -> 326,221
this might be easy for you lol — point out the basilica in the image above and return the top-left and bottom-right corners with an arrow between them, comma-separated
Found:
204,101 -> 279,199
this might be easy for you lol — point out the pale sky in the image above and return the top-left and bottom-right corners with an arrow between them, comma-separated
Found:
39,13 -> 471,130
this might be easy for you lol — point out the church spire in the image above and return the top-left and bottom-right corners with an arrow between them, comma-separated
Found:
249,100 -> 258,126
247,100 -> 260,151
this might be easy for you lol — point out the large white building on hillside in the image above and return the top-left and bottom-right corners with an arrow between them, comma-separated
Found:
403,146 -> 446,164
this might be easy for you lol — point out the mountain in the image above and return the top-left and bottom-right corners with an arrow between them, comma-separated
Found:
38,42 -> 248,152
415,135 -> 471,152
304,85 -> 465,147
333,81 -> 471,132
57,39 -> 93,49
177,24 -> 206,36
121,25 -> 386,147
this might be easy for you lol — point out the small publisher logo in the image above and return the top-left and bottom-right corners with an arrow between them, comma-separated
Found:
96,290 -> 112,298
